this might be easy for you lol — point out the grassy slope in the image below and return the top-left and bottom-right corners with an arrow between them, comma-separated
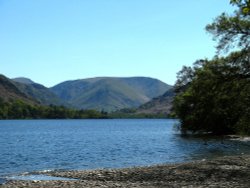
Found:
121,77 -> 172,99
0,75 -> 36,104
51,77 -> 171,111
13,79 -> 65,106
71,78 -> 147,111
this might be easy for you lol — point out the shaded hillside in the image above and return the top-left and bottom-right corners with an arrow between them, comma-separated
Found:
12,78 -> 66,106
51,77 -> 171,111
12,77 -> 35,85
120,77 -> 172,99
136,88 -> 175,115
0,75 -> 36,104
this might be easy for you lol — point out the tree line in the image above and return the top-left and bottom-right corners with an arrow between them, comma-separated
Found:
0,98 -> 108,119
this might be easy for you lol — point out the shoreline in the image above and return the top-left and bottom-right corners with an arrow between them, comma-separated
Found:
1,154 -> 250,187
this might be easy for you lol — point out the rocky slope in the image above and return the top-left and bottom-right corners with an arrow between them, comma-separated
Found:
136,88 -> 175,115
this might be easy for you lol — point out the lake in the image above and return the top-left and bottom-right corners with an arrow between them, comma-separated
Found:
0,119 -> 250,177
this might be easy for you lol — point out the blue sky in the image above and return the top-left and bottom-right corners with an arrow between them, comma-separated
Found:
0,0 -> 235,87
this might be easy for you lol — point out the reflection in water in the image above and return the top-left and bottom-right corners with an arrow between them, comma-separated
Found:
176,135 -> 249,160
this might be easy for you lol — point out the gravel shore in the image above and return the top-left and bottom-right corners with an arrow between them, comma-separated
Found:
1,155 -> 250,187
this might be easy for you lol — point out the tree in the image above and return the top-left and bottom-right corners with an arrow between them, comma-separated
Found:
174,52 -> 250,135
206,0 -> 250,53
230,0 -> 250,15
173,0 -> 250,135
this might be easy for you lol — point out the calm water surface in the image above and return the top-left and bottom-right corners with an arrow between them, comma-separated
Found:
0,119 -> 249,177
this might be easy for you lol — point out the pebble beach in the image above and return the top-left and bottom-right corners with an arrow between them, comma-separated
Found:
1,155 -> 250,188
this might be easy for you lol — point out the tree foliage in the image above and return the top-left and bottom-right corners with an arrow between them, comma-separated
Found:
174,51 -> 250,135
206,0 -> 250,53
230,0 -> 250,15
174,1 -> 250,135
0,99 -> 108,119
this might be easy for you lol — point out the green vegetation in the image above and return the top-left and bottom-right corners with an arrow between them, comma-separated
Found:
173,1 -> 250,135
0,98 -> 170,119
110,108 -> 170,119
14,81 -> 65,106
0,74 -> 36,105
51,77 -> 171,112
1,74 -> 173,119
0,98 -> 108,119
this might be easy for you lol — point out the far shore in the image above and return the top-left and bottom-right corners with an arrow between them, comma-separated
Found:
1,154 -> 250,187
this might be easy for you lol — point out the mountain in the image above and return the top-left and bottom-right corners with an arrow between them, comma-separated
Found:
12,77 -> 35,85
135,88 -> 175,116
0,75 -> 36,104
1,75 -> 172,112
51,77 -> 171,111
12,77 -> 65,106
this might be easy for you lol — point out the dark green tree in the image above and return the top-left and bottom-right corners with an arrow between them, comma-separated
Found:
174,1 -> 250,135
174,52 -> 250,135
206,0 -> 250,53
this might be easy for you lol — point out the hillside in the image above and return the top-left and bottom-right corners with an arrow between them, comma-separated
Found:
51,77 -> 171,112
111,88 -> 175,118
0,75 -> 109,119
1,75 -> 172,113
12,78 -> 65,106
12,77 -> 35,85
0,75 -> 36,104
136,88 -> 175,116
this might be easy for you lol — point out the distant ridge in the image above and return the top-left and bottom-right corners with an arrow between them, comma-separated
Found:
12,77 -> 35,85
12,78 -> 65,106
51,77 -> 172,112
0,74 -> 36,104
1,74 -> 172,112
